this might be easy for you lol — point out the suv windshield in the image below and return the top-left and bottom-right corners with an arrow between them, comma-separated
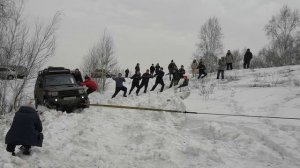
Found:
45,74 -> 76,86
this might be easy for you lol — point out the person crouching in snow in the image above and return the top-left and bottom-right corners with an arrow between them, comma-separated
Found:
80,75 -> 97,95
112,73 -> 127,98
178,75 -> 189,89
5,102 -> 43,156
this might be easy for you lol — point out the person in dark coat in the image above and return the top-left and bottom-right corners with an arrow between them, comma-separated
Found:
155,63 -> 160,74
178,75 -> 189,88
73,68 -> 83,83
135,63 -> 140,73
125,68 -> 129,78
5,105 -> 43,156
178,65 -> 185,78
243,48 -> 253,69
217,57 -> 226,79
129,71 -> 141,95
112,73 -> 127,98
225,50 -> 234,70
136,69 -> 152,95
168,60 -> 177,81
169,68 -> 181,88
197,61 -> 207,79
150,67 -> 165,92
150,64 -> 155,75
80,75 -> 97,95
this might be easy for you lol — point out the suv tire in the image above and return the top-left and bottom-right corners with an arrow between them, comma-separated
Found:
7,75 -> 14,80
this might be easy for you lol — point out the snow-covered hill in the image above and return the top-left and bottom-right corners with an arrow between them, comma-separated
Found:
1,65 -> 300,168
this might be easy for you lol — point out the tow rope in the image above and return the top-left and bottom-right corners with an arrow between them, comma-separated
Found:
89,104 -> 300,121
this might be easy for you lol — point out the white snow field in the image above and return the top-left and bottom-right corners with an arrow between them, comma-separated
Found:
1,65 -> 300,168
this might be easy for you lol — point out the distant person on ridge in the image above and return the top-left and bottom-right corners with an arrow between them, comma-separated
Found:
168,60 -> 177,81
112,73 -> 127,98
136,69 -> 153,95
150,67 -> 165,92
191,59 -> 198,78
243,48 -> 253,69
125,68 -> 129,78
155,63 -> 160,74
225,50 -> 234,70
80,75 -> 97,95
197,60 -> 207,79
217,57 -> 226,79
129,71 -> 141,95
135,63 -> 140,73
150,64 -> 155,75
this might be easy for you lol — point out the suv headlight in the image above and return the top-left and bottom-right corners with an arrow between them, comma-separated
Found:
48,91 -> 58,96
79,89 -> 85,94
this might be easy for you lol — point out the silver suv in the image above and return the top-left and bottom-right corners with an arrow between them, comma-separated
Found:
0,67 -> 17,80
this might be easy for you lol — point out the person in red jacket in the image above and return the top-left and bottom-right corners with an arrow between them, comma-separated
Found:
80,75 -> 97,95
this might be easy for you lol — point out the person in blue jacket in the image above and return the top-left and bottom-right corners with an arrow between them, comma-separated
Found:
5,104 -> 43,156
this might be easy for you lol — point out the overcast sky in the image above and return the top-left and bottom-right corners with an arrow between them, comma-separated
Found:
24,0 -> 300,73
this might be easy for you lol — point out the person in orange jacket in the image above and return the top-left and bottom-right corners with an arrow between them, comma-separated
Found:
80,75 -> 97,95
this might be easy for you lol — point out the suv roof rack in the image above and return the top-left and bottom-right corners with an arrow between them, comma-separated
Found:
39,66 -> 71,76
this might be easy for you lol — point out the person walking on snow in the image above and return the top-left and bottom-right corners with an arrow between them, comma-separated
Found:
136,69 -> 153,95
125,68 -> 129,78
80,75 -> 97,95
150,67 -> 165,92
243,48 -> 253,69
225,50 -> 234,70
197,61 -> 207,79
191,59 -> 198,78
5,103 -> 43,156
150,64 -> 155,75
168,60 -> 177,81
217,57 -> 226,79
129,71 -> 141,95
112,73 -> 127,98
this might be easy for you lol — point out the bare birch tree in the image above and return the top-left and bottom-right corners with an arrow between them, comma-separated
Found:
264,5 -> 300,66
194,17 -> 223,72
82,30 -> 118,92
0,0 -> 60,114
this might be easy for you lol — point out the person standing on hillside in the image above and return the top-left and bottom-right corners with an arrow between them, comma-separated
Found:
136,69 -> 152,95
112,73 -> 127,98
135,63 -> 140,73
125,68 -> 129,78
5,103 -> 43,156
155,63 -> 160,74
178,65 -> 186,78
197,61 -> 207,79
191,59 -> 198,78
150,64 -> 155,75
150,67 -> 165,92
217,57 -> 226,79
169,68 -> 181,88
129,71 -> 141,95
243,49 -> 253,69
225,50 -> 234,70
168,60 -> 177,81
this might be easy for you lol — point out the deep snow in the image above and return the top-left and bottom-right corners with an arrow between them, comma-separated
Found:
1,65 -> 300,168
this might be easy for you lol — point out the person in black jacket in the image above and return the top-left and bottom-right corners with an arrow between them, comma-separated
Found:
136,69 -> 152,95
129,71 -> 141,95
168,60 -> 177,81
243,49 -> 253,69
155,63 -> 160,74
135,63 -> 140,73
73,68 -> 83,83
5,104 -> 43,156
125,68 -> 129,78
150,67 -> 165,92
197,61 -> 207,79
150,64 -> 155,75
169,68 -> 181,88
178,65 -> 185,78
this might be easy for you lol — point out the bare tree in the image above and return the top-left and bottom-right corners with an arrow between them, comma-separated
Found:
82,30 -> 118,92
194,17 -> 223,72
264,5 -> 300,66
0,0 -> 60,114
